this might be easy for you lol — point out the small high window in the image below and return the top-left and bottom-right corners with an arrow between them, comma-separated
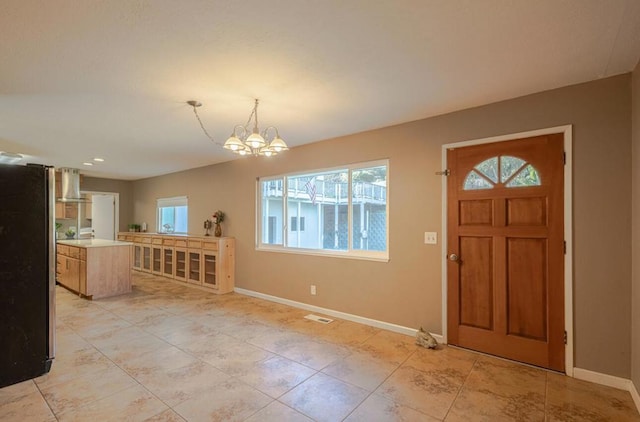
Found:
157,196 -> 188,234
463,155 -> 540,190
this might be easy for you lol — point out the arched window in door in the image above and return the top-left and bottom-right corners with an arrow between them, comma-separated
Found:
463,155 -> 541,190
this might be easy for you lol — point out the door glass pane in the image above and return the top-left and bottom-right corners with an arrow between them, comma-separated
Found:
261,179 -> 283,245
506,164 -> 541,187
463,170 -> 494,190
352,166 -> 387,251
474,157 -> 498,183
500,156 -> 526,183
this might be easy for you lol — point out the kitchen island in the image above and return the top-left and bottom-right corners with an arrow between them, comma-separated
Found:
56,239 -> 132,299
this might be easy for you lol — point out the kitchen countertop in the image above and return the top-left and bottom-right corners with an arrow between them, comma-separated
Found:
57,239 -> 133,248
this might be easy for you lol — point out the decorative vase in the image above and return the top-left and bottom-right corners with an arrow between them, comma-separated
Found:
214,223 -> 222,237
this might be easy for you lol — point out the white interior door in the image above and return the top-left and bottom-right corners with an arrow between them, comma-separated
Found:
92,194 -> 116,240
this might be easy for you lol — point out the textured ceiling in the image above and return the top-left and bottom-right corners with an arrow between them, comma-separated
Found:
1,0 -> 640,180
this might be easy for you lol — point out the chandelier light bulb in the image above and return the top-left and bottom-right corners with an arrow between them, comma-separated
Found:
269,137 -> 288,152
246,131 -> 266,149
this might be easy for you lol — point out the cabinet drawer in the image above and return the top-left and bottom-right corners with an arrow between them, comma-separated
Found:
57,244 -> 69,256
141,237 -> 152,244
133,236 -> 143,243
117,234 -> 126,241
202,241 -> 218,251
68,246 -> 80,259
152,237 -> 163,245
175,239 -> 187,248
187,239 -> 202,248
163,238 -> 175,246
79,248 -> 86,261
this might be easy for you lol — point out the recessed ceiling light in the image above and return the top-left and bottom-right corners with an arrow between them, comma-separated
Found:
93,158 -> 104,162
82,162 -> 93,166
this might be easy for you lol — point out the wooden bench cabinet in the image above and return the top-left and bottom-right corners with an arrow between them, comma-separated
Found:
119,233 -> 235,294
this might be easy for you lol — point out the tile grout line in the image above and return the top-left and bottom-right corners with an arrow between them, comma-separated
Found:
55,292 -> 185,419
441,352 -> 481,421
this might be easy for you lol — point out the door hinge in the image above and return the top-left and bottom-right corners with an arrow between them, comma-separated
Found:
436,169 -> 450,176
563,241 -> 567,254
564,330 -> 567,345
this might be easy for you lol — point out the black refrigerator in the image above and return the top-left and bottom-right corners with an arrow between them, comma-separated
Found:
0,163 -> 55,388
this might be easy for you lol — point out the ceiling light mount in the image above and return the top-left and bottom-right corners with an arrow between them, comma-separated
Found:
188,98 -> 288,157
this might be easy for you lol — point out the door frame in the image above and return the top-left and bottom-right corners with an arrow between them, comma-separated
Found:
440,125 -> 573,375
80,190 -> 120,240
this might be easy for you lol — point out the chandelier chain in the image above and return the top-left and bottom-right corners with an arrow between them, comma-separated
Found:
245,100 -> 258,131
191,106 -> 222,146
186,98 -> 287,156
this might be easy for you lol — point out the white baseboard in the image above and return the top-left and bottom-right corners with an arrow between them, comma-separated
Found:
234,287 -> 444,343
631,381 -> 640,414
573,368 -> 631,391
573,368 -> 640,414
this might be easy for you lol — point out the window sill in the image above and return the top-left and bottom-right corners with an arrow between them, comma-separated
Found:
256,245 -> 389,263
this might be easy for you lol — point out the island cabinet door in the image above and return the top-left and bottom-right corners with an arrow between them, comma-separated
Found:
202,252 -> 217,289
65,257 -> 80,293
174,248 -> 187,281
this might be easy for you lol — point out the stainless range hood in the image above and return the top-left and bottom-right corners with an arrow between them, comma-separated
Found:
57,168 -> 86,202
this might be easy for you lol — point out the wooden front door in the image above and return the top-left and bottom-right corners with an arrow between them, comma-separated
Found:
446,134 -> 565,371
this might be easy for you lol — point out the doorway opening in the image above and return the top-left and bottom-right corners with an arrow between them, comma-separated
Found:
79,191 -> 119,240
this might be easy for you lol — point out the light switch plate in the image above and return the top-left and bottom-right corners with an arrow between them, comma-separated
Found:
424,232 -> 437,244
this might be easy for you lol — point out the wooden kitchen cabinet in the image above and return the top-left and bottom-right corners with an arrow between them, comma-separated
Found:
55,201 -> 78,220
162,237 -> 175,278
142,245 -> 151,272
132,244 -> 142,270
187,249 -> 201,284
152,242 -> 162,275
56,245 -> 85,295
174,248 -> 187,281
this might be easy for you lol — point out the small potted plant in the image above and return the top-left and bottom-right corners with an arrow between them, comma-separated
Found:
64,228 -> 76,239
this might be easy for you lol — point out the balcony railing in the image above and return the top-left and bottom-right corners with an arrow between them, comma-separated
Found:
263,179 -> 386,204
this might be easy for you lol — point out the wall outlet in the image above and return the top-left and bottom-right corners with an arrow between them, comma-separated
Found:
424,232 -> 437,244
310,285 -> 317,295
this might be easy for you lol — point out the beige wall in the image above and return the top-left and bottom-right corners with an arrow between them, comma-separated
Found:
632,61 -> 640,388
81,177 -> 133,232
132,74 -> 632,378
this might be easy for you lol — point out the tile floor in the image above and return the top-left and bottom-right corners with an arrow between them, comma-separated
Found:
1,272 -> 639,421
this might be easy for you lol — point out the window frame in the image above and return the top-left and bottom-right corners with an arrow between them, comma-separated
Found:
256,160 -> 389,262
157,196 -> 188,234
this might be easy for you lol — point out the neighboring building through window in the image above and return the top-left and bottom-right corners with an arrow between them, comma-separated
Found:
258,160 -> 388,260
157,196 -> 188,234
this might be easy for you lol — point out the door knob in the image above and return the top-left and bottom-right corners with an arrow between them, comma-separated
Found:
448,253 -> 459,262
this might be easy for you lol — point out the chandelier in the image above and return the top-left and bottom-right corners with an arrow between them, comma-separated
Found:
187,99 -> 288,157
